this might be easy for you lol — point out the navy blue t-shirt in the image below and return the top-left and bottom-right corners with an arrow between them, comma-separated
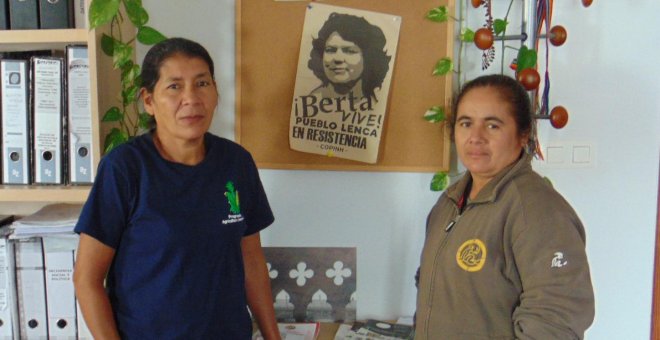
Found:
75,132 -> 274,339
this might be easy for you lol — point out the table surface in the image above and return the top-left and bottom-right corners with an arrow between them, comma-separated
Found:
317,322 -> 341,339
254,322 -> 341,339
256,321 -> 409,339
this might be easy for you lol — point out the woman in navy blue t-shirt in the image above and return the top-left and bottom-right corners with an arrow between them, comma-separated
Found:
73,38 -> 280,339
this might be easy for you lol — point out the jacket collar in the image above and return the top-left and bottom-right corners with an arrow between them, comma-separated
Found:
446,152 -> 534,205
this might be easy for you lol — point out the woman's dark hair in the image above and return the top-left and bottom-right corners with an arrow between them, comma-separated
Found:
308,13 -> 391,100
140,37 -> 215,94
450,74 -> 537,154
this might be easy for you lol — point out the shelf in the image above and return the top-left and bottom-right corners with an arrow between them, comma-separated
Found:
0,185 -> 91,203
0,1 -> 104,210
0,29 -> 89,51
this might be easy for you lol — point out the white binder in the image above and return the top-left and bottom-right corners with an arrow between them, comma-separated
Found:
66,45 -> 94,184
74,248 -> 93,340
14,237 -> 48,339
1,59 -> 31,185
31,56 -> 65,185
0,227 -> 19,340
72,0 -> 87,29
43,235 -> 77,339
76,301 -> 92,340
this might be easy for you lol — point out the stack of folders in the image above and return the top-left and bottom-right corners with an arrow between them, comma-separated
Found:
9,203 -> 81,238
5,203 -> 93,339
1,45 -> 95,186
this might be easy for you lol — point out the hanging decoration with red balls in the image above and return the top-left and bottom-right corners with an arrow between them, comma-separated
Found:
468,0 -> 593,144
422,0 -> 593,189
464,0 -> 594,158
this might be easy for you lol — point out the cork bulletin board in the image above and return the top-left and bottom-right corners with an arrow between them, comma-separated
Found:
236,0 -> 453,172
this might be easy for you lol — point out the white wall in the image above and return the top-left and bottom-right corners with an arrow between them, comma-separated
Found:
141,1 -> 660,338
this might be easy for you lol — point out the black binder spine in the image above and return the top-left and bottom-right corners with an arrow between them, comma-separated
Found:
0,0 -> 9,30
8,0 -> 38,30
39,0 -> 73,29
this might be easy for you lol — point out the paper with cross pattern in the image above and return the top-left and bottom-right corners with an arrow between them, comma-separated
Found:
263,247 -> 357,323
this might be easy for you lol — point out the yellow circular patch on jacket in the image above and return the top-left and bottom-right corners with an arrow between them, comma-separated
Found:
456,239 -> 487,272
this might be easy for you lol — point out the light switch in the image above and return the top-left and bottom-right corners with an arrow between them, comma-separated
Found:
536,142 -> 596,169
546,146 -> 565,164
572,145 -> 591,164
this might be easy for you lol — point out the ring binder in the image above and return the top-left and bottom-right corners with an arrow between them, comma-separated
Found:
66,45 -> 94,184
8,0 -> 38,30
43,236 -> 78,339
0,227 -> 19,339
31,56 -> 65,185
14,237 -> 48,338
38,0 -> 73,29
1,59 -> 31,185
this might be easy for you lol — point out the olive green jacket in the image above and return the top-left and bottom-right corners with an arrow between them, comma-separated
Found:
415,154 -> 594,339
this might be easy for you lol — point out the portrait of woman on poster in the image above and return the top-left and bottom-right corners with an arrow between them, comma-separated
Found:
415,74 -> 595,339
73,38 -> 280,339
308,12 -> 391,102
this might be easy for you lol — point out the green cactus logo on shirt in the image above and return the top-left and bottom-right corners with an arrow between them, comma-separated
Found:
225,181 -> 241,214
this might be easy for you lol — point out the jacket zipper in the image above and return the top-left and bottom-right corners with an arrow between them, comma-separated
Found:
444,213 -> 462,232
424,206 -> 465,336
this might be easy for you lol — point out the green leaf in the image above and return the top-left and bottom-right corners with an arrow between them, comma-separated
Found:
88,0 -> 121,29
137,26 -> 167,45
122,85 -> 140,105
493,19 -> 508,36
104,128 -> 129,154
100,34 -> 117,56
122,0 -> 149,27
102,106 -> 123,122
121,63 -> 140,87
430,172 -> 449,191
112,42 -> 133,69
120,59 -> 134,74
138,112 -> 153,130
460,28 -> 475,42
516,46 -> 537,71
133,75 -> 143,88
432,58 -> 453,76
424,106 -> 446,123
426,6 -> 449,23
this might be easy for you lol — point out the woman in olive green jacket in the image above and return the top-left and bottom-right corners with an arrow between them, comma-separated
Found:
415,75 -> 594,340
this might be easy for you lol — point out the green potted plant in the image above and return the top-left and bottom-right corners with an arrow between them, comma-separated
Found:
88,0 -> 167,153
